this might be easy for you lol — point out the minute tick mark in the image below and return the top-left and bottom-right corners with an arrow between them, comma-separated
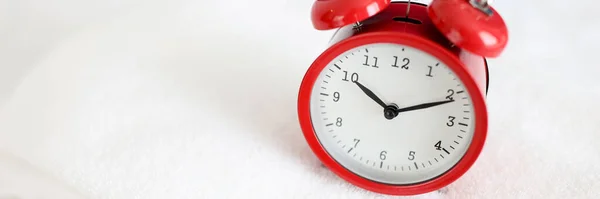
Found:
442,148 -> 450,155
454,141 -> 460,144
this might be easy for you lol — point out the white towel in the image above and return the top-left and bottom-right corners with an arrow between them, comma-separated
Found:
0,0 -> 598,198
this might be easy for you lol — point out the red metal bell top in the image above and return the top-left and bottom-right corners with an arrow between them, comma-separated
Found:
428,0 -> 508,57
311,0 -> 392,30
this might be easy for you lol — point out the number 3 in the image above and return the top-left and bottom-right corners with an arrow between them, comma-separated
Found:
447,116 -> 455,127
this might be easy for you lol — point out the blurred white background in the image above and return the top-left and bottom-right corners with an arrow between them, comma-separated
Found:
0,0 -> 599,198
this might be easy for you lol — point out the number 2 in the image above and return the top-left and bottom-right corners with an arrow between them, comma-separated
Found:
446,89 -> 454,100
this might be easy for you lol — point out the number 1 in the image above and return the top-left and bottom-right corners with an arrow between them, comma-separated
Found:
426,65 -> 433,77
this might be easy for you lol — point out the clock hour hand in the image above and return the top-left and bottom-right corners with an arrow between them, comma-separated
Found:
395,99 -> 454,114
354,81 -> 387,108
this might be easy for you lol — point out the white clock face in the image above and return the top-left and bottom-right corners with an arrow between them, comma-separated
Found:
309,43 -> 476,185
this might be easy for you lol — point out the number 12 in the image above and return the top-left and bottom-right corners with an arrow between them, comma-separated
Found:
392,56 -> 409,69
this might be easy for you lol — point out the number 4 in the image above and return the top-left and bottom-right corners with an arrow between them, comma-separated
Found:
434,141 -> 442,150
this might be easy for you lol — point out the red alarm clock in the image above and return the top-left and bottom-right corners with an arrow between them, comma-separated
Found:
297,0 -> 508,196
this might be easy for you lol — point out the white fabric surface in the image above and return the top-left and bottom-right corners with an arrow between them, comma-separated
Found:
1,0 -> 599,198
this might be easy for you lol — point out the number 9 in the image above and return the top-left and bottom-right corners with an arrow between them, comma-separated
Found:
333,92 -> 340,102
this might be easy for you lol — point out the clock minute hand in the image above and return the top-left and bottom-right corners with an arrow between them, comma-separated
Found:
355,81 -> 387,108
395,99 -> 454,114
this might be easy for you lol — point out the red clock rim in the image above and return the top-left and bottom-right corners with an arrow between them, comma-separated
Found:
297,32 -> 488,196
